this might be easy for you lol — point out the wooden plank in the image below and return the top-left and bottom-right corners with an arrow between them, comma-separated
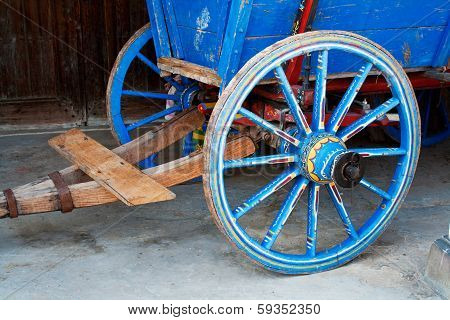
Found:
147,0 -> 172,58
176,26 -> 219,69
4,105 -> 204,200
0,136 -> 256,217
334,27 -> 446,71
219,0 -> 254,71
312,0 -> 449,31
52,0 -> 85,121
433,21 -> 450,67
158,57 -> 222,87
424,70 -> 450,82
158,57 -> 275,87
79,0 -> 108,120
161,0 -> 184,59
246,0 -> 301,37
217,0 -> 254,86
169,0 -> 223,33
49,129 -> 176,205
215,1 -> 231,64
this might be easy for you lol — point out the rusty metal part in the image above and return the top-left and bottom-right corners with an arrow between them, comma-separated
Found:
48,171 -> 74,213
3,189 -> 19,218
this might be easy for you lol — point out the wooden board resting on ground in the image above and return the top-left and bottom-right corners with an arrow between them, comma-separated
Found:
49,129 -> 175,206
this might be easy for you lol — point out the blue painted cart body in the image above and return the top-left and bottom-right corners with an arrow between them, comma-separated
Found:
146,0 -> 449,87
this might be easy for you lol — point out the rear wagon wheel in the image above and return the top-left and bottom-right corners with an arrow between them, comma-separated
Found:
106,24 -> 199,168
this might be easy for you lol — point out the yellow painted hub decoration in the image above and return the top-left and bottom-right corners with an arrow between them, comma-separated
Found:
304,136 -> 346,183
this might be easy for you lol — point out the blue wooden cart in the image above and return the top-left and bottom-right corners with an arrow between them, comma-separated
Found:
103,0 -> 449,274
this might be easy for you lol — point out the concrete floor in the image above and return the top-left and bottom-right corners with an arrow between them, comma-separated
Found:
0,129 -> 449,299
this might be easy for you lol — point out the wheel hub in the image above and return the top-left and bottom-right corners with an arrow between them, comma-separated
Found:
333,152 -> 365,189
299,133 -> 347,184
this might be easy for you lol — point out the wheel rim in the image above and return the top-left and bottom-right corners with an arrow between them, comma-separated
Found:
384,89 -> 450,147
205,32 -> 420,273
106,24 -> 198,167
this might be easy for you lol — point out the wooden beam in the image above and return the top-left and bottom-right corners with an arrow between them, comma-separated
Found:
424,70 -> 450,82
158,57 -> 222,87
157,57 -> 276,87
49,129 -> 176,206
217,0 -> 253,86
0,106 -> 204,214
61,105 -> 205,185
0,136 -> 255,217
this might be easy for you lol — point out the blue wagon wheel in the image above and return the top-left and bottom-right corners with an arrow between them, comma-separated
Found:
107,24 -> 198,168
204,31 -> 420,274
384,89 -> 450,147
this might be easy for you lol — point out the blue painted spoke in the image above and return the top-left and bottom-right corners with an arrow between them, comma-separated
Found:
126,105 -> 182,131
122,90 -> 178,101
262,177 -> 309,249
306,183 -> 320,256
138,50 -> 183,91
349,148 -> 407,158
136,52 -> 160,74
233,167 -> 300,220
312,50 -> 328,131
238,108 -> 301,147
224,154 -> 297,169
337,98 -> 400,142
326,183 -> 359,240
326,62 -> 373,133
360,179 -> 392,200
274,66 -> 312,135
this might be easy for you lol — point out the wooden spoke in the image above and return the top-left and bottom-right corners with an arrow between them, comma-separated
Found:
326,183 -> 359,240
239,108 -> 301,147
337,98 -> 400,142
350,148 -> 407,158
326,62 -> 373,133
261,177 -> 309,249
126,105 -> 182,131
122,90 -> 178,101
224,154 -> 297,169
137,52 -> 160,74
274,66 -> 311,135
312,50 -> 328,131
233,167 -> 300,219
306,182 -> 320,256
360,179 -> 392,200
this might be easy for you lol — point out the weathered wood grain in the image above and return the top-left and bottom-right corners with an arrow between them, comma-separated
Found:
62,105 -> 205,185
0,1 -> 156,126
0,136 -> 255,217
49,129 -> 176,206
158,57 -> 222,87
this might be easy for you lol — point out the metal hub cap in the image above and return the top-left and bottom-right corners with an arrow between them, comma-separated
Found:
333,152 -> 366,189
